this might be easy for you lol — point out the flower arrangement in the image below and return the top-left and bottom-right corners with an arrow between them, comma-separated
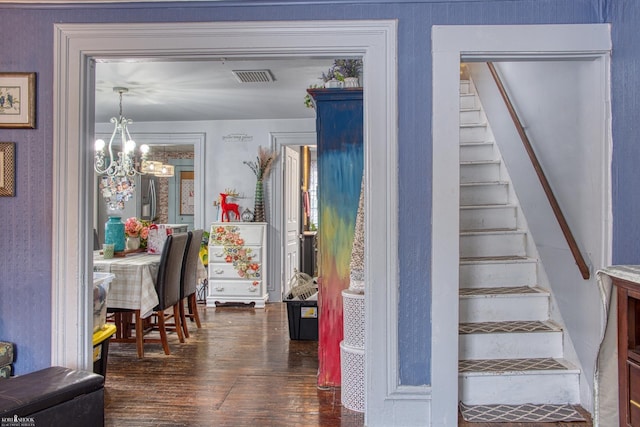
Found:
244,146 -> 278,222
124,217 -> 152,248
243,146 -> 277,182
210,225 -> 261,281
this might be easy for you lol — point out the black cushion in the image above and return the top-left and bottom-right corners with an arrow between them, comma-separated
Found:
0,366 -> 104,417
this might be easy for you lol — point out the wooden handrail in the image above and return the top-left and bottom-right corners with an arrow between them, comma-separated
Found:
486,62 -> 590,280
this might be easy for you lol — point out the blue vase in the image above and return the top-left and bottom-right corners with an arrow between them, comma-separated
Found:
105,216 -> 125,252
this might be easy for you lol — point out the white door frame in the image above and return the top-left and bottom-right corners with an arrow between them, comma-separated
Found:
53,20 -> 402,426
431,24 -> 612,424
270,132 -> 315,302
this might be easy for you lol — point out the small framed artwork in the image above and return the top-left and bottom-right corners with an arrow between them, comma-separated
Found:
0,73 -> 36,129
0,142 -> 15,197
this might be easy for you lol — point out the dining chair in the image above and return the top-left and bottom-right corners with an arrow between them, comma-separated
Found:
110,233 -> 188,357
147,232 -> 188,355
179,229 -> 204,338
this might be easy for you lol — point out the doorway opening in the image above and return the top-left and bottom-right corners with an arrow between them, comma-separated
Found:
53,20 -> 399,425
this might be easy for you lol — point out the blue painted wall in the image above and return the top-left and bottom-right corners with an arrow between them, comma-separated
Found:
1,0 -> 631,387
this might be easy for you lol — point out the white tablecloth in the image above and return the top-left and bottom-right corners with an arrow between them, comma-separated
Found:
94,252 -> 161,318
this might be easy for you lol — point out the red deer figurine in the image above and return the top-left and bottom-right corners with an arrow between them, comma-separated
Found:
220,193 -> 240,222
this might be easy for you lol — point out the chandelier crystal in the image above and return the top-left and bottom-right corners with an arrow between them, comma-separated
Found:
94,87 -> 149,178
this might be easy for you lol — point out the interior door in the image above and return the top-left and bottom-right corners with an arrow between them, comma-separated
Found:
283,146 -> 301,297
168,160 -> 195,230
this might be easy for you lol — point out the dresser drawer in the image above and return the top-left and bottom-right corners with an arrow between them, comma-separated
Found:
209,262 -> 262,280
209,224 -> 264,246
208,245 -> 263,264
209,280 -> 262,296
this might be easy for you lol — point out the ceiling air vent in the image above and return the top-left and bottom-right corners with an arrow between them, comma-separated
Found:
232,69 -> 275,83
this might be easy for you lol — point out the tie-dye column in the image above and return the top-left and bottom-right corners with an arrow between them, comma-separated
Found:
308,88 -> 363,386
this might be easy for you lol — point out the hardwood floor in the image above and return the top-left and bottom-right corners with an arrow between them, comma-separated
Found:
104,302 -> 592,427
104,302 -> 364,426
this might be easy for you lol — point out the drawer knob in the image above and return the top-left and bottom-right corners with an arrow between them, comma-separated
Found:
214,252 -> 224,258
215,286 -> 224,291
215,269 -> 224,274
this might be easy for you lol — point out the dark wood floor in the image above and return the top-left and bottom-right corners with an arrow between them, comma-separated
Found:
104,302 -> 592,427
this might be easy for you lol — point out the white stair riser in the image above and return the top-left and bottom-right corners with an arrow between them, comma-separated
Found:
460,93 -> 477,109
460,183 -> 509,205
460,232 -> 526,258
460,143 -> 495,162
460,294 -> 549,322
460,109 -> 483,124
460,206 -> 517,231
459,331 -> 563,360
461,162 -> 501,183
460,125 -> 488,143
460,80 -> 472,94
459,371 -> 580,405
460,260 -> 537,288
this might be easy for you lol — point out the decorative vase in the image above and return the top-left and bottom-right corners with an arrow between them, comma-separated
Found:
253,179 -> 265,222
104,216 -> 125,252
126,236 -> 141,251
344,77 -> 359,88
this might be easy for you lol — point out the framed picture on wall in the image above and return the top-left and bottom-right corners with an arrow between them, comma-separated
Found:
180,170 -> 195,215
0,73 -> 36,129
0,142 -> 15,197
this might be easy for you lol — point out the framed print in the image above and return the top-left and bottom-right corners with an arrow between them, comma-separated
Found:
180,170 -> 195,215
0,73 -> 36,128
0,143 -> 15,197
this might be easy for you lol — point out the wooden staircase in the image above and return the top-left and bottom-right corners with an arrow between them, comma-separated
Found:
458,77 -> 584,411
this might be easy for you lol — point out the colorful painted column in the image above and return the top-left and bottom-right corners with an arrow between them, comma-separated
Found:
308,88 -> 363,386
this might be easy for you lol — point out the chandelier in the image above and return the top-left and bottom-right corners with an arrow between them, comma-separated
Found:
94,87 -> 149,178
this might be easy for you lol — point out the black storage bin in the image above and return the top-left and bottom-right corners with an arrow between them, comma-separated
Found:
286,300 -> 318,340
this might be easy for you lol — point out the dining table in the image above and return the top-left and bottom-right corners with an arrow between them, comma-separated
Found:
93,250 -> 161,319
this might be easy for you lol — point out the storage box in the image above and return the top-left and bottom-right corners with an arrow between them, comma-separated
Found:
93,272 -> 114,333
92,323 -> 116,377
285,300 -> 318,340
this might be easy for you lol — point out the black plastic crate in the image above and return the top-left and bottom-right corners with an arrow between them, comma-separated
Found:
286,300 -> 318,340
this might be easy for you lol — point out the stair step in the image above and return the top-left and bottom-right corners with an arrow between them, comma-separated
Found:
460,182 -> 509,205
460,93 -> 478,109
460,204 -> 517,231
459,286 -> 549,322
458,358 -> 580,405
460,230 -> 526,258
460,160 -> 501,183
459,321 -> 563,359
460,141 -> 496,162
460,123 -> 488,143
460,108 -> 483,125
459,256 -> 537,288
460,79 -> 473,95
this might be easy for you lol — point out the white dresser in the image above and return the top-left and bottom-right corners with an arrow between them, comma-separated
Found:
207,222 -> 268,308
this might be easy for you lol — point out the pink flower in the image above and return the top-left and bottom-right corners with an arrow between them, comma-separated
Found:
124,217 -> 143,237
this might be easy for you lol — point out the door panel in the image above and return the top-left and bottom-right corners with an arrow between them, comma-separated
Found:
284,146 -> 301,297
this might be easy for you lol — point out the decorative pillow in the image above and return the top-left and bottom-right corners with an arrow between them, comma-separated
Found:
0,342 -> 14,368
0,365 -> 11,379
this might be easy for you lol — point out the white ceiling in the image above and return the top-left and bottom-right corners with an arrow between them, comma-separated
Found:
94,58 -> 335,123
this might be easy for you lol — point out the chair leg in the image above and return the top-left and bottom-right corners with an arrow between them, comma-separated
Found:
135,309 -> 144,358
189,294 -> 202,328
179,299 -> 190,339
173,304 -> 185,343
157,311 -> 171,355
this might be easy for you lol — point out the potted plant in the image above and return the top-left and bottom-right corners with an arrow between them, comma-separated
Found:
333,59 -> 363,87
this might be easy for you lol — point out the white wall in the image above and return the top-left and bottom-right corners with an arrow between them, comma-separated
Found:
468,59 -> 610,410
96,117 -> 316,302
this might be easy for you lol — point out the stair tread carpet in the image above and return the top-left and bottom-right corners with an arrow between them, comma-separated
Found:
459,286 -> 545,297
459,402 -> 587,423
459,320 -> 559,335
459,358 -> 573,374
